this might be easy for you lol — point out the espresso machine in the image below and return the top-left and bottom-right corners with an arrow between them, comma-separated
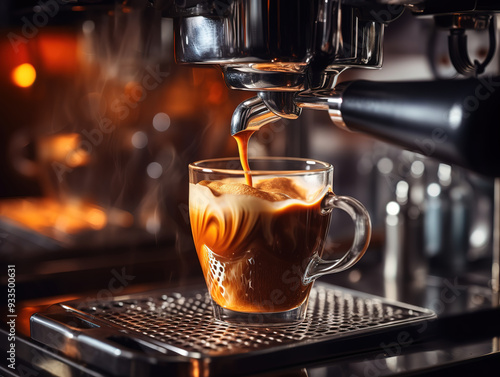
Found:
163,0 -> 500,176
1,1 -> 500,376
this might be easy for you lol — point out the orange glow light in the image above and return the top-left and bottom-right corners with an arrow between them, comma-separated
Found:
37,34 -> 78,74
12,63 -> 36,88
39,133 -> 90,168
0,198 -> 109,236
86,208 -> 107,230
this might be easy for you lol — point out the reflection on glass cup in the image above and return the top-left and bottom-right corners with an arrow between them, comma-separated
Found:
189,157 -> 371,326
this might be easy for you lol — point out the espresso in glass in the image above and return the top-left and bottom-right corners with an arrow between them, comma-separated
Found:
189,158 -> 371,325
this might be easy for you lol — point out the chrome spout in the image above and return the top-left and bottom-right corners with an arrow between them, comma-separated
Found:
231,93 -> 301,136
230,96 -> 282,136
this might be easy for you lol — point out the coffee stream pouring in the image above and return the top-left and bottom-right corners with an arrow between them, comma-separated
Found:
162,0 -> 500,177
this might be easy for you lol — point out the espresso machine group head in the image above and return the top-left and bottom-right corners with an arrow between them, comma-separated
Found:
166,0 -> 400,126
157,0 -> 500,177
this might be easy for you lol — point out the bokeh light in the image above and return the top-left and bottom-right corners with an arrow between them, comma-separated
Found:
12,63 -> 36,88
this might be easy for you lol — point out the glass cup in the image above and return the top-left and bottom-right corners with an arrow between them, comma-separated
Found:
189,157 -> 371,326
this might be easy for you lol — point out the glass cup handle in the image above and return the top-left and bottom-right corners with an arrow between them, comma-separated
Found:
303,192 -> 372,285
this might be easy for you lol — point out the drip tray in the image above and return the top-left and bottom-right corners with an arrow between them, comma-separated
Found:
30,282 -> 436,377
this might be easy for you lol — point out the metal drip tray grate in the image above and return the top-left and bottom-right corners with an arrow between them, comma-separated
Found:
88,286 -> 422,354
31,282 -> 435,377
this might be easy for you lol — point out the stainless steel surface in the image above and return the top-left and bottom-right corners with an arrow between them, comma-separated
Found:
259,92 -> 302,119
172,0 -> 390,138
231,84 -> 347,135
383,164 -> 427,302
178,0 -> 390,137
296,90 -> 343,112
30,282 -> 435,376
230,96 -> 282,135
295,88 -> 348,129
173,0 -> 389,92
